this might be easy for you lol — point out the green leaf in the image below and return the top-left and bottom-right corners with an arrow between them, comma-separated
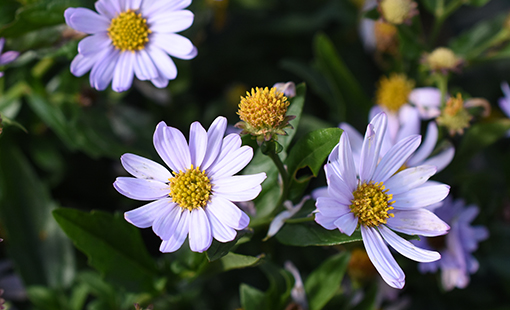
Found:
456,119 -> 510,162
0,142 -> 75,288
350,282 -> 378,310
240,284 -> 268,310
466,0 -> 490,6
0,0 -> 81,37
304,252 -> 350,310
206,229 -> 252,261
261,263 -> 294,310
27,286 -> 62,310
285,128 -> 343,180
52,208 -> 158,292
276,222 -> 362,247
313,33 -> 371,122
217,252 -> 264,271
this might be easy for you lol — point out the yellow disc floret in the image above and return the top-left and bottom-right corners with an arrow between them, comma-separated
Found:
350,181 -> 395,227
237,87 -> 293,142
374,20 -> 398,54
375,73 -> 415,112
108,10 -> 151,51
169,165 -> 212,211
379,0 -> 416,25
426,47 -> 461,72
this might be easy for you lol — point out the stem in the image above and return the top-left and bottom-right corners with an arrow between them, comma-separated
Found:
266,142 -> 290,218
436,73 -> 449,108
285,215 -> 315,224
429,0 -> 464,47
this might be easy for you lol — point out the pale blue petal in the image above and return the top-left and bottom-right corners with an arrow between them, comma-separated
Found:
205,207 -> 236,242
120,153 -> 172,182
95,0 -> 119,19
361,226 -> 405,289
146,45 -> 177,80
112,51 -> 135,92
149,10 -> 194,33
359,112 -> 387,182
70,53 -> 102,77
152,203 -> 181,240
133,49 -> 158,80
333,212 -> 357,236
207,196 -> 249,230
114,177 -> 169,201
150,76 -> 169,88
65,8 -> 110,34
315,197 -> 350,218
208,145 -> 252,179
89,47 -> 119,90
125,0 -> 142,10
325,166 -> 354,205
384,165 -> 436,196
333,131 -> 357,191
213,173 -> 266,202
201,116 -> 228,170
265,210 -> 292,239
311,186 -> 329,200
392,184 -> 450,210
189,121 -> 208,168
372,135 -> 421,183
407,122 -> 437,166
0,51 -> 19,65
124,198 -> 172,228
188,208 -> 212,253
386,209 -> 450,236
419,145 -> 455,173
159,209 -> 190,253
77,33 -> 111,57
153,121 -> 191,172
379,225 -> 440,262
150,33 -> 195,59
143,0 -> 191,16
315,212 -> 337,230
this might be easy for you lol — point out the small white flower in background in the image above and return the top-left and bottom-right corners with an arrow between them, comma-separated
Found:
264,196 -> 310,241
272,81 -> 296,98
315,112 -> 450,289
413,197 -> 489,291
114,116 -> 266,253
64,0 -> 197,92
498,81 -> 510,137
408,87 -> 443,119
284,261 -> 308,310
0,38 -> 20,78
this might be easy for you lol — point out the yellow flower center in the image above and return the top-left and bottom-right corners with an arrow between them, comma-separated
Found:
375,73 -> 415,112
169,165 -> 212,211
108,10 -> 151,51
427,47 -> 459,71
374,20 -> 398,54
379,0 -> 414,25
350,181 -> 395,227
237,87 -> 290,132
436,93 -> 472,135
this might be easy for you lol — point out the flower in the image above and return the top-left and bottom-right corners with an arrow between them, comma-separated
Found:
377,0 -> 418,25
0,38 -> 20,78
413,197 -> 489,290
408,87 -> 442,119
436,93 -> 473,136
284,261 -> 308,310
236,87 -> 295,143
314,112 -> 450,289
424,47 -> 462,74
114,116 -> 266,253
64,0 -> 197,92
499,81 -> 510,119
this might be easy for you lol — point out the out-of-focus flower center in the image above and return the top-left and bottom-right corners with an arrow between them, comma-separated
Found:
379,0 -> 415,25
350,181 -> 394,227
237,87 -> 290,131
108,10 -> 151,51
348,248 -> 377,282
169,165 -> 212,211
436,93 -> 472,135
374,20 -> 398,54
375,73 -> 414,112
426,47 -> 459,71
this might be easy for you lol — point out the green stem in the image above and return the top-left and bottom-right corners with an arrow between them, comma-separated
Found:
429,0 -> 464,47
266,142 -> 290,218
436,74 -> 449,108
285,215 -> 315,224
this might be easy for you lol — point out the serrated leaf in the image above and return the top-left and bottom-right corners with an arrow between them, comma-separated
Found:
305,252 -> 350,310
52,208 -> 157,292
276,222 -> 362,246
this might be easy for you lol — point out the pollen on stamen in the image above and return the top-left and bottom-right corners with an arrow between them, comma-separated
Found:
350,181 -> 395,227
108,10 -> 151,52
169,165 -> 212,211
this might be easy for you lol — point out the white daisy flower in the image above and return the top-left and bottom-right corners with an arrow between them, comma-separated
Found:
315,112 -> 450,289
65,0 -> 197,92
114,116 -> 266,253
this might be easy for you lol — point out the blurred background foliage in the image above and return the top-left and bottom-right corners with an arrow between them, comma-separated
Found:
1,0 -> 510,309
